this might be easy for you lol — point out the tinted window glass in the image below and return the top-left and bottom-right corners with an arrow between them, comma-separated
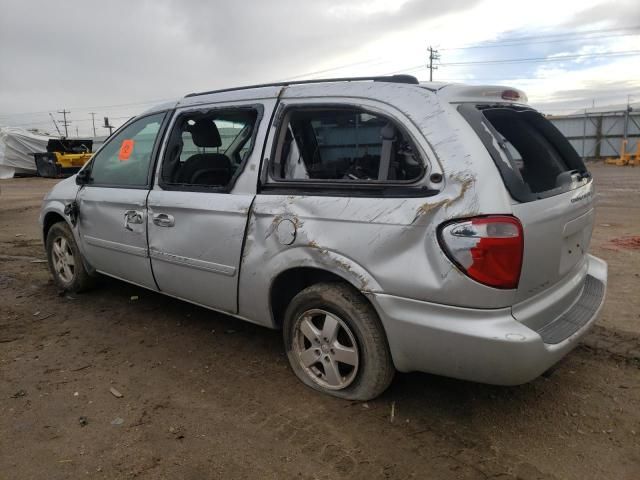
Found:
89,113 -> 165,186
161,109 -> 258,188
271,108 -> 424,182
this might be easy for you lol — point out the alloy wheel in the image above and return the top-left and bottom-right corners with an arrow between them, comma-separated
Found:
292,309 -> 359,390
52,236 -> 75,284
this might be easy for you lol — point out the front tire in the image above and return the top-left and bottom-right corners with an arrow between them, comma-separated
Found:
283,282 -> 395,401
46,222 -> 94,293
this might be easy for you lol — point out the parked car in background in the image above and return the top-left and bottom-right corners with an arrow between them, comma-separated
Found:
40,75 -> 607,400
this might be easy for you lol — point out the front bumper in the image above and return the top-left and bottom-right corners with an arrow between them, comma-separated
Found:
370,254 -> 607,385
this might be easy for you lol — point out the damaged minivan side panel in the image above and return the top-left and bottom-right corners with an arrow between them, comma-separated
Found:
238,84 -> 518,327
39,78 -> 608,399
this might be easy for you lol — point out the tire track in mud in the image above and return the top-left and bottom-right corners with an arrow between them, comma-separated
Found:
581,325 -> 640,362
77,311 -> 484,479
136,326 -> 559,480
0,268 -> 633,479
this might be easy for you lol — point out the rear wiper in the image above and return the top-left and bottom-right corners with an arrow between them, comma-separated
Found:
556,169 -> 591,187
577,170 -> 591,180
571,169 -> 591,181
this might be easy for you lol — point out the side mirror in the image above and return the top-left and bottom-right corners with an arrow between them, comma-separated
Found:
75,168 -> 92,185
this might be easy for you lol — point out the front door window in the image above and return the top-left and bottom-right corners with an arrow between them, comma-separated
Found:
89,113 -> 165,187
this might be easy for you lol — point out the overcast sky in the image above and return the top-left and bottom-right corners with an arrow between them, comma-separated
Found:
1,0 -> 638,136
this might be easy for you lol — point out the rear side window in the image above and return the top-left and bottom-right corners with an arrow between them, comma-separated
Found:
459,105 -> 589,202
270,107 -> 425,183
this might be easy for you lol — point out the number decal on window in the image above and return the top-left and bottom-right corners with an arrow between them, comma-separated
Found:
88,113 -> 164,187
118,139 -> 135,161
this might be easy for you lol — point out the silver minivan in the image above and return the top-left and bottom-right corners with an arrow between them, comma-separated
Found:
40,75 -> 607,400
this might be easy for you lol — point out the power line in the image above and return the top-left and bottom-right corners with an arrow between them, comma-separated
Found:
4,27 -> 638,120
438,50 -> 640,66
6,115 -> 131,129
0,98 -> 173,118
441,25 -> 640,51
384,50 -> 640,74
279,58 -> 387,81
277,26 -> 640,83
442,31 -> 640,51
277,27 -> 640,84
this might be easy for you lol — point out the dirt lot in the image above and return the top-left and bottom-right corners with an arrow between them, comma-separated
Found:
1,164 -> 639,479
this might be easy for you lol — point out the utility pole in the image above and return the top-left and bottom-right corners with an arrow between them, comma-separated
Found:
58,109 -> 70,137
89,112 -> 97,137
75,126 -> 79,137
427,46 -> 440,82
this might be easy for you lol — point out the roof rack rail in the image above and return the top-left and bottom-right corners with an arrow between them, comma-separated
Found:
184,74 -> 419,98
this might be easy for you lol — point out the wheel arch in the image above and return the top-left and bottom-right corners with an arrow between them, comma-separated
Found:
41,204 -> 95,276
269,264 -> 380,330
42,210 -> 68,241
240,243 -> 382,329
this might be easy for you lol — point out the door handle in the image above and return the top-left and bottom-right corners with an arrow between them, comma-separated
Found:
124,210 -> 144,231
152,213 -> 175,227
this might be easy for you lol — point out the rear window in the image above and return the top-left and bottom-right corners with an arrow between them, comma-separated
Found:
459,105 -> 590,202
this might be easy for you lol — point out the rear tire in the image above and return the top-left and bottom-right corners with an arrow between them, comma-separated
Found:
283,282 -> 395,401
46,222 -> 94,293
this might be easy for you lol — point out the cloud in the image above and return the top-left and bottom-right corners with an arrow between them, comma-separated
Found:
562,0 -> 640,29
535,79 -> 638,103
0,0 -> 478,110
0,0 -> 485,134
0,0 -> 638,133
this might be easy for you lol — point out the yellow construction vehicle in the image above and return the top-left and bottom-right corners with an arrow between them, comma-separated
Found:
34,138 -> 93,178
605,139 -> 640,166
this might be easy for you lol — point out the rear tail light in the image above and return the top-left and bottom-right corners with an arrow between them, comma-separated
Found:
501,89 -> 524,102
438,216 -> 523,289
478,88 -> 528,103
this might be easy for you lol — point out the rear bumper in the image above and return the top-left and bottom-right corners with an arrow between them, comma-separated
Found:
370,254 -> 607,385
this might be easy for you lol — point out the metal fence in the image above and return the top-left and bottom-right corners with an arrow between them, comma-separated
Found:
547,110 -> 640,160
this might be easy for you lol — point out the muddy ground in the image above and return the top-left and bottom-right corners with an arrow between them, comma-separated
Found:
1,163 -> 639,479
